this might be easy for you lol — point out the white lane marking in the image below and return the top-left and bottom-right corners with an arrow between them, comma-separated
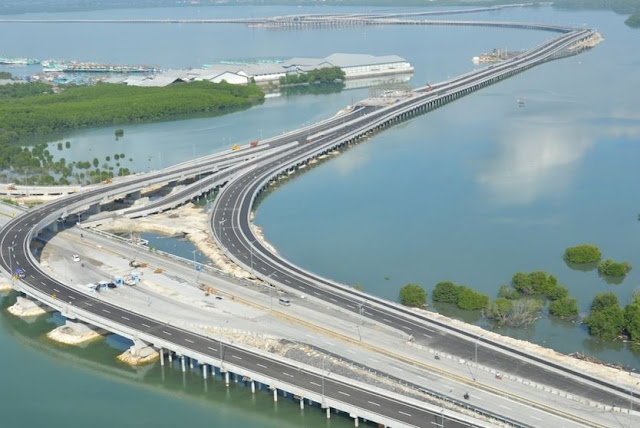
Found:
102,309 -> 111,314
284,279 -> 291,284
310,381 -> 321,387
53,288 -> 60,293
347,350 -> 357,355
185,338 -> 194,344
338,391 -> 350,397
401,325 -> 411,331
391,366 -> 403,372
232,355 -> 242,360
283,372 -> 294,378
68,295 -> 75,300
369,358 -> 380,363
207,346 -> 218,352
121,316 -> 130,321
423,333 -> 432,338
330,297 -> 337,302
383,318 -> 391,322
530,415 -> 541,421
417,375 -> 428,382
162,331 -> 172,336
399,411 -> 412,417
257,363 -> 267,369
305,334 -> 314,338
368,401 -> 380,407
499,405 -> 511,410
313,291 -> 321,296
141,323 -> 150,328
346,304 -> 355,309
40,281 -> 48,286
84,302 -> 92,307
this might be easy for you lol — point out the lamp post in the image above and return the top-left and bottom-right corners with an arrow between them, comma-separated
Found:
249,238 -> 256,276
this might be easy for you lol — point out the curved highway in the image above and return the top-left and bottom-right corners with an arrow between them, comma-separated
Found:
0,18 -> 628,428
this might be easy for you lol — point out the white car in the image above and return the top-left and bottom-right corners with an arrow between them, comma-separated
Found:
72,254 -> 80,262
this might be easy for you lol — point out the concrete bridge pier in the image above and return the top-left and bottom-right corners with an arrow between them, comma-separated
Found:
180,355 -> 186,372
87,203 -> 101,215
225,371 -> 230,387
202,364 -> 208,379
299,396 -> 304,410
352,414 -> 359,427
160,348 -> 165,366
168,351 -> 173,363
250,380 -> 255,393
326,407 -> 331,419
272,388 -> 278,402
189,357 -> 194,370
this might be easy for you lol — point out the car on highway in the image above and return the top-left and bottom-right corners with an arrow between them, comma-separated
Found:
72,254 -> 80,262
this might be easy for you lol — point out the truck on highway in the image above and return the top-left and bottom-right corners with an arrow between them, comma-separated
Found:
250,140 -> 259,147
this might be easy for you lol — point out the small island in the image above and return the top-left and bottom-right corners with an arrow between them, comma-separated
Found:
625,13 -> 640,28
563,244 -> 601,264
598,259 -> 632,277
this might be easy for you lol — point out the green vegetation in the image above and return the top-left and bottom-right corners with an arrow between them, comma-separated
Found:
432,281 -> 462,304
585,293 -> 625,340
625,296 -> 640,343
598,259 -> 632,277
549,297 -> 579,319
281,81 -> 345,96
497,284 -> 520,300
485,298 -> 543,327
0,71 -> 12,79
511,271 -> 567,300
563,244 -> 601,264
626,13 -> 640,27
399,283 -> 427,308
279,67 -> 346,86
0,81 -> 264,145
114,128 -> 124,138
0,82 -> 53,99
353,283 -> 364,292
457,287 -> 489,310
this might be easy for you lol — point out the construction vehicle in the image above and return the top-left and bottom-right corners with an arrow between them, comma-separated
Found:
426,83 -> 433,91
232,144 -> 241,151
250,140 -> 259,147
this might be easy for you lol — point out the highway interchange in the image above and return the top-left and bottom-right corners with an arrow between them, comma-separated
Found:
1,17 -> 636,428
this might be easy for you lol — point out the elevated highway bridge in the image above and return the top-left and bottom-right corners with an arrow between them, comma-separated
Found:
1,16 -> 630,428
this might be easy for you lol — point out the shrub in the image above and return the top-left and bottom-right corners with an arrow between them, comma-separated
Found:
512,271 -> 558,296
546,284 -> 569,301
586,305 -> 625,341
591,292 -> 619,312
399,283 -> 427,308
485,298 -> 513,325
564,244 -> 601,264
432,281 -> 462,304
598,259 -> 632,277
456,287 -> 489,311
625,297 -> 640,343
497,284 -> 520,300
549,297 -> 578,318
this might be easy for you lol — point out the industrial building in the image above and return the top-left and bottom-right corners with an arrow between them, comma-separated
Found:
102,53 -> 412,87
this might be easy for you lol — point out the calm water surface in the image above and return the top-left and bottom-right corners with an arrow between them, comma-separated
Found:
1,5 -> 639,427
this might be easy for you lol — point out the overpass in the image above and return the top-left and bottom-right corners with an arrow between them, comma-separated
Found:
1,17 -> 630,428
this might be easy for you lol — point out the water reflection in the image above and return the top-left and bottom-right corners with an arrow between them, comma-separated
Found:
564,260 -> 598,272
477,116 -> 594,205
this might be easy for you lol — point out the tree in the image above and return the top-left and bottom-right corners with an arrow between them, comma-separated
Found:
485,298 -> 513,325
353,283 -> 364,292
456,287 -> 489,311
497,284 -> 520,300
546,284 -> 569,301
598,259 -> 632,277
399,283 -> 427,308
511,271 -> 559,296
549,297 -> 578,318
432,281 -> 462,304
92,157 -> 99,168
586,305 -> 625,341
591,292 -> 619,312
564,244 -> 601,264
625,297 -> 640,342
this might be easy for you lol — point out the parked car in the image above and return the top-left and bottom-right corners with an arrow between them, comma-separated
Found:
72,254 -> 80,262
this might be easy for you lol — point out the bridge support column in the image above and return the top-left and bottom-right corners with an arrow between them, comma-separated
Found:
189,357 -> 194,370
299,397 -> 304,410
250,381 -> 255,393
225,371 -> 230,387
168,352 -> 173,363
87,203 -> 100,215
202,364 -> 208,379
273,388 -> 278,402
181,356 -> 186,372
354,416 -> 359,427
160,348 -> 164,366
326,407 -> 331,419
